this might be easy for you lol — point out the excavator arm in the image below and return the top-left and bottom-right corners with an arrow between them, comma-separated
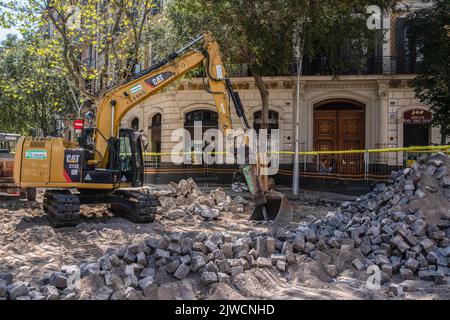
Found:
94,32 -> 249,169
92,32 -> 291,224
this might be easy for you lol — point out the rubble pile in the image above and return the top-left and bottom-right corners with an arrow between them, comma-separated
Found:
1,154 -> 449,300
0,228 -> 303,300
148,178 -> 248,221
304,152 -> 450,292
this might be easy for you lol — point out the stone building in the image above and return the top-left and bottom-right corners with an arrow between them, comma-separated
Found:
115,1 -> 442,190
36,0 -> 441,192
122,74 -> 441,164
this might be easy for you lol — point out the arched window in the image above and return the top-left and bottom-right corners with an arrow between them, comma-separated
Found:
152,113 -> 162,127
184,110 -> 219,164
184,110 -> 218,134
253,110 -> 279,132
131,117 -> 139,131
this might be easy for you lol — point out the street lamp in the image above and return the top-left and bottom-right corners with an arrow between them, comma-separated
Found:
292,23 -> 304,196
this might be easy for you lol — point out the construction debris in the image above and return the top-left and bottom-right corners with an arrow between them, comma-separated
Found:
1,227 -> 302,300
147,178 -> 247,221
1,153 -> 449,300
298,152 -> 450,290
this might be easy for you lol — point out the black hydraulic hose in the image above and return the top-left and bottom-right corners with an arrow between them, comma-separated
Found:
204,50 -> 223,82
225,79 -> 248,124
126,52 -> 179,82
202,49 -> 251,131
200,49 -> 225,94
202,74 -> 223,95
92,128 -> 119,168
234,91 -> 250,129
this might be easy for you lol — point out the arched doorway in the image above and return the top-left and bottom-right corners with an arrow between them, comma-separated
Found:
313,99 -> 365,174
145,113 -> 162,183
131,117 -> 140,131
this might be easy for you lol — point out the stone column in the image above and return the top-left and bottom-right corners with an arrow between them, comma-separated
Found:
298,81 -> 308,151
377,81 -> 389,148
377,80 -> 390,164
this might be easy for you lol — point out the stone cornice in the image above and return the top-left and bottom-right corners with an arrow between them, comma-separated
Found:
170,74 -> 418,91
304,82 -> 378,90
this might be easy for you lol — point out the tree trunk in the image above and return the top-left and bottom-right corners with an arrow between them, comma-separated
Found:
251,69 -> 270,191
40,102 -> 48,136
252,72 -> 269,130
441,126 -> 447,145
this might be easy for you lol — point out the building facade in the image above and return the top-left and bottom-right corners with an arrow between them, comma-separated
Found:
122,74 -> 441,162
117,1 -> 442,190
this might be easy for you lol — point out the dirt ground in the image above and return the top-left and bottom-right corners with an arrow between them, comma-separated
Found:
0,189 -> 448,300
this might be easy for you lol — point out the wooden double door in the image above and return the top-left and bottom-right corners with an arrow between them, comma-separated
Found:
314,106 -> 365,175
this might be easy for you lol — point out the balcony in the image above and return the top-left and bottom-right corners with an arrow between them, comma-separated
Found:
301,56 -> 419,76
224,56 -> 419,77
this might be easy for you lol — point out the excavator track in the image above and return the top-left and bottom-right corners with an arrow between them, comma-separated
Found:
108,190 -> 158,223
43,190 -> 81,228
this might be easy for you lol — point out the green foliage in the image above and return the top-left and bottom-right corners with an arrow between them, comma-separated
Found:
7,0 -> 160,104
300,1 -> 393,74
0,1 -> 16,28
0,0 -> 162,133
407,0 -> 450,144
166,0 -> 396,127
167,0 -> 293,76
167,0 -> 395,76
0,34 -> 78,134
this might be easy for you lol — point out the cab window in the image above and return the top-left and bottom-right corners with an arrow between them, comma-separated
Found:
119,135 -> 132,171
134,137 -> 143,169
0,141 -> 12,153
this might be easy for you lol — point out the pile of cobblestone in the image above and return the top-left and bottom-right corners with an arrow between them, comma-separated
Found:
305,152 -> 450,295
149,178 -> 248,221
1,153 -> 448,300
0,228 -> 301,300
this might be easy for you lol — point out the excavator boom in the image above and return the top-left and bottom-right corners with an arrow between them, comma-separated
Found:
94,33 -> 243,169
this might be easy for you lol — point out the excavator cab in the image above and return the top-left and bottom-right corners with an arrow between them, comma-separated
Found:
115,129 -> 144,188
79,128 -> 145,188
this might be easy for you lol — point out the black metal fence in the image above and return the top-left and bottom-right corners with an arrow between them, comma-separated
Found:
143,147 -> 449,195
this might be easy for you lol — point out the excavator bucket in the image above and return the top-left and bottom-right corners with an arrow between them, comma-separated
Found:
242,165 -> 293,224
249,194 -> 293,225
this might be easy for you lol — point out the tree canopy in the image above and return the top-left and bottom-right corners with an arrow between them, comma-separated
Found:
167,0 -> 396,128
407,0 -> 450,144
2,0 -> 161,108
0,34 -> 77,134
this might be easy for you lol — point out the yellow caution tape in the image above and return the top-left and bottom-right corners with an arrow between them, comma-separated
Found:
144,151 -> 232,156
142,145 -> 450,157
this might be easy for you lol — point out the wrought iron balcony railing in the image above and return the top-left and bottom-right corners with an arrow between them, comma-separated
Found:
223,56 -> 419,77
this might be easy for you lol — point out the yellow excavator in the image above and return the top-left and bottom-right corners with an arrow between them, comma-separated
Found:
14,32 -> 292,227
